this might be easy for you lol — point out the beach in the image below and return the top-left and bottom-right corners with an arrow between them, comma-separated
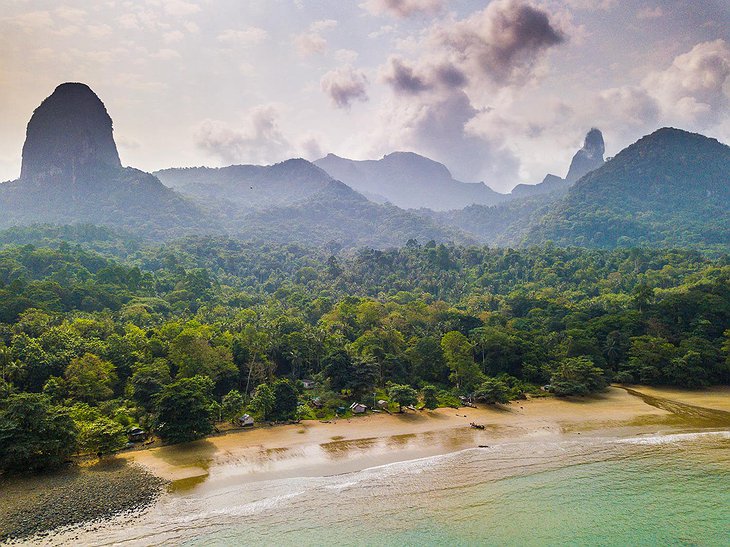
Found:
121,385 -> 730,489
4,385 -> 729,545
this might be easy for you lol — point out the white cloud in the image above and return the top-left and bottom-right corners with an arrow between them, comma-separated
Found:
162,0 -> 201,17
362,0 -> 444,18
642,39 -> 730,126
294,19 -> 338,56
54,7 -> 86,24
163,30 -> 185,43
217,27 -> 268,47
88,24 -> 113,38
195,105 -> 296,165
637,6 -> 664,19
321,66 -> 369,109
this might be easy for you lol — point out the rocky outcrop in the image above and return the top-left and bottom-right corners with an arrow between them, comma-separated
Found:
20,83 -> 122,181
0,82 -> 215,239
565,128 -> 605,183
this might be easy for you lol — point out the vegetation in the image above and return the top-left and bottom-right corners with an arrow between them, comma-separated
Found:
0,230 -> 728,473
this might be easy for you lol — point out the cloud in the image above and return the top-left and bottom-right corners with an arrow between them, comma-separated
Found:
642,39 -> 730,126
593,86 -> 660,129
5,11 -> 53,32
217,27 -> 268,47
382,57 -> 431,94
431,0 -> 565,86
295,19 -> 338,56
54,7 -> 86,24
163,30 -> 185,43
562,0 -> 616,9
295,33 -> 328,56
362,0 -> 444,18
163,0 -> 201,17
637,6 -> 664,19
195,105 -> 296,165
151,48 -> 181,60
370,1 -> 565,188
321,66 -> 369,109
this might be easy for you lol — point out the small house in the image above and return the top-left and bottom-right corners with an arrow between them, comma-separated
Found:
377,400 -> 388,409
311,397 -> 323,408
238,414 -> 255,427
302,379 -> 316,390
128,427 -> 146,443
350,402 -> 367,414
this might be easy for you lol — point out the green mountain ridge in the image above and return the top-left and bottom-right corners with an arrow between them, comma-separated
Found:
523,128 -> 730,250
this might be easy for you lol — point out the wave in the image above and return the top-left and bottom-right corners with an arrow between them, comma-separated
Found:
615,430 -> 730,445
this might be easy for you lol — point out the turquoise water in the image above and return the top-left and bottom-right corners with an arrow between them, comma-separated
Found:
43,431 -> 730,546
190,432 -> 729,546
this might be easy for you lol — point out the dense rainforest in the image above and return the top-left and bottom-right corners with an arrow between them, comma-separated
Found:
1,228 -> 729,473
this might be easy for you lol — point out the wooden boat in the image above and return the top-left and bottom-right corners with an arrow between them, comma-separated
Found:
470,422 -> 485,430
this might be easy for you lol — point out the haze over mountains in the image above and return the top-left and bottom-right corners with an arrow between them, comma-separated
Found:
1,82 -> 728,253
314,151 -> 507,210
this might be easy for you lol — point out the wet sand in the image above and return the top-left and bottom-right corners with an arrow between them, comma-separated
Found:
5,385 -> 728,543
123,385 -> 730,491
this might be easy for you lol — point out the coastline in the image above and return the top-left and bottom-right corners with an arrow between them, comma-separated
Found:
3,385 -> 729,543
122,385 -> 730,488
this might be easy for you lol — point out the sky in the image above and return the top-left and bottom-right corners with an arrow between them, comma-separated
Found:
1,0 -> 728,192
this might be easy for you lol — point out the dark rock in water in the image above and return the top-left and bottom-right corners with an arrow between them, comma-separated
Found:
565,128 -> 605,183
20,83 -> 122,181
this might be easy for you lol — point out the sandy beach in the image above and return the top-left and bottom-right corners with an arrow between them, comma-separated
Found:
122,385 -> 730,491
4,385 -> 728,544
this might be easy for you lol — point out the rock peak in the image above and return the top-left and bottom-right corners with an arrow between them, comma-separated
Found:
565,128 -> 605,183
20,82 -> 121,181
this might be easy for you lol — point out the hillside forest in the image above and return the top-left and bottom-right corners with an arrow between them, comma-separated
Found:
1,230 -> 728,473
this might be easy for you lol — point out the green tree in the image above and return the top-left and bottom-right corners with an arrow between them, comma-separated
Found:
388,383 -> 418,412
441,331 -> 481,392
550,356 -> 607,396
128,359 -> 171,411
77,416 -> 127,455
64,353 -> 117,404
473,377 -> 510,404
421,384 -> 439,410
222,389 -> 245,422
0,393 -> 77,472
271,379 -> 298,421
249,383 -> 275,421
156,376 -> 214,443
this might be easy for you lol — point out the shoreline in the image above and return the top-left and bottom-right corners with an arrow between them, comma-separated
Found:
3,385 -> 729,543
122,385 -> 730,487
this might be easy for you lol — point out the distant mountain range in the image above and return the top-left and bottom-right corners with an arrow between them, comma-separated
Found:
314,151 -> 508,210
1,82 -> 727,252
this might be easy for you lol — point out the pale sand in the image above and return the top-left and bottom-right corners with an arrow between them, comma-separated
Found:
122,386 -> 730,491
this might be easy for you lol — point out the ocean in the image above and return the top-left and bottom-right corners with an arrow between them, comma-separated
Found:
42,429 -> 729,546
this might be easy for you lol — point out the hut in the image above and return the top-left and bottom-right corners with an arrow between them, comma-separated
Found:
128,427 -> 146,443
302,379 -> 316,390
238,414 -> 255,427
350,402 -> 367,414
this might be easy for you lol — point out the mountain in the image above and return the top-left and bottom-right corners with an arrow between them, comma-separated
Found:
508,129 -> 605,198
525,128 -> 730,249
565,128 -> 605,184
235,179 -> 471,249
314,151 -> 507,211
154,159 -> 335,210
509,174 -> 570,198
0,83 -> 213,238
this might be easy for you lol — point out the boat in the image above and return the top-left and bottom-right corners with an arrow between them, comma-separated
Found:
470,422 -> 485,430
